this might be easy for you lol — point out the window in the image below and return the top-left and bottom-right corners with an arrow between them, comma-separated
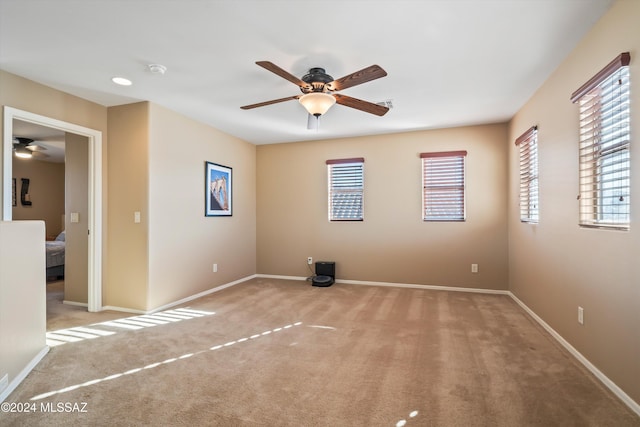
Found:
516,126 -> 539,223
327,158 -> 364,221
421,151 -> 467,221
571,52 -> 630,229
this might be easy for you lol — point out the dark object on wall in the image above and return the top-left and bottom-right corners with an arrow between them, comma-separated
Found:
12,178 -> 17,206
21,178 -> 32,206
312,261 -> 335,287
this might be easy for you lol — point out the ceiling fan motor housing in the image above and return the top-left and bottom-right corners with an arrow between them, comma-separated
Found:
301,67 -> 334,93
14,137 -> 35,146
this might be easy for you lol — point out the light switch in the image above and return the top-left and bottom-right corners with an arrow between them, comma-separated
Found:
134,211 -> 141,223
70,212 -> 79,223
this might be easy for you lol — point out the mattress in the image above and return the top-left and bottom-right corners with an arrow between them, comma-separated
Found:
45,241 -> 65,268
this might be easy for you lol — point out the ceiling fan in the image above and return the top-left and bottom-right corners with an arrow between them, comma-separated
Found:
240,62 -> 390,119
13,137 -> 49,159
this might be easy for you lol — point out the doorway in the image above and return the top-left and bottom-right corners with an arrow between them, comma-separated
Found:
3,107 -> 103,312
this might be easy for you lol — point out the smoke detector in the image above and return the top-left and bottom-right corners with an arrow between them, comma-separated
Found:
148,64 -> 167,75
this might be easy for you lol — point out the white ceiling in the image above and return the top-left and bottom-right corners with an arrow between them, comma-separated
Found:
0,0 -> 614,145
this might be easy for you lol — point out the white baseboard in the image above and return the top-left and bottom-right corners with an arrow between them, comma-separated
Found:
508,292 -> 640,417
0,346 -> 49,403
337,278 -> 509,295
256,274 -> 308,281
102,274 -> 257,315
256,274 -> 509,295
146,274 -> 257,314
63,300 -> 88,308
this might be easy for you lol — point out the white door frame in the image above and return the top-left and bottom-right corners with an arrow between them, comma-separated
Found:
3,106 -> 103,312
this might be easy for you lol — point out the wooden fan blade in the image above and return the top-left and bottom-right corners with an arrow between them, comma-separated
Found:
27,144 -> 48,151
256,61 -> 310,89
241,95 -> 300,110
328,65 -> 387,92
333,94 -> 389,116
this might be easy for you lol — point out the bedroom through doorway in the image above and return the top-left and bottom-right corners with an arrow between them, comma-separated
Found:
3,107 -> 103,314
11,119 -> 91,328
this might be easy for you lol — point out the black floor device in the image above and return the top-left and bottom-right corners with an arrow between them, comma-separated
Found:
312,261 -> 335,287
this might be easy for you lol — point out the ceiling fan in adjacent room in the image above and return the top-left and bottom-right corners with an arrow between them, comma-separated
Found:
240,61 -> 390,125
13,137 -> 49,159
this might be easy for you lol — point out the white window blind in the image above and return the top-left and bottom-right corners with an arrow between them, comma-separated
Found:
571,52 -> 630,230
516,126 -> 539,223
327,158 -> 364,221
421,151 -> 467,221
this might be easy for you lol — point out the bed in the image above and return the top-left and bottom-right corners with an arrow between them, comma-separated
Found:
46,231 -> 65,278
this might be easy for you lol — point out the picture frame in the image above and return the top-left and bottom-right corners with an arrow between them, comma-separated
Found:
12,178 -> 17,207
205,161 -> 232,216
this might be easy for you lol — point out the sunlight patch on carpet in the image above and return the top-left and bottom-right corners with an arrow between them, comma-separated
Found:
46,308 -> 215,347
32,321 -> 303,401
308,325 -> 336,330
396,410 -> 419,426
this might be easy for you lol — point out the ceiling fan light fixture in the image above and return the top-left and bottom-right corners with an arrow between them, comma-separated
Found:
299,92 -> 336,117
14,146 -> 32,159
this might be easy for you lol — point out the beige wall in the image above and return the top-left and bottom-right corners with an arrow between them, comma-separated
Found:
0,221 -> 46,397
64,133 -> 89,303
0,70 -> 107,396
508,0 -> 640,404
106,102 -> 257,311
12,156 -> 65,238
106,102 -> 149,311
147,103 -> 256,309
257,123 -> 509,289
2,1 -> 639,409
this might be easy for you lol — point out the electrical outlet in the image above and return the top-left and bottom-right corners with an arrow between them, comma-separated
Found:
578,306 -> 584,325
471,264 -> 478,273
307,257 -> 313,265
213,263 -> 218,273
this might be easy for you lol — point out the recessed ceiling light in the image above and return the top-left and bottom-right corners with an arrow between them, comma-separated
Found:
111,76 -> 132,86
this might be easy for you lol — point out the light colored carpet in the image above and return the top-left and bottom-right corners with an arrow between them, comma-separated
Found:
46,280 -> 133,331
3,278 -> 639,426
